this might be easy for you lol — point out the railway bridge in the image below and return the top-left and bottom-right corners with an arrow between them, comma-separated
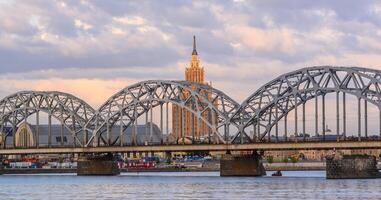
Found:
1,66 -> 381,176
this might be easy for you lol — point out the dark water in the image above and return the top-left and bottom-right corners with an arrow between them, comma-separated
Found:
0,171 -> 380,200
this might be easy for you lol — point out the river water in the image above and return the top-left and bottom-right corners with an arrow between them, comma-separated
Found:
0,171 -> 380,199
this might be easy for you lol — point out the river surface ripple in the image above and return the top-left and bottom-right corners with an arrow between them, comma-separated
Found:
0,171 -> 380,200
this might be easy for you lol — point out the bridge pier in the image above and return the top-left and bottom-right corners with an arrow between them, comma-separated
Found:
326,154 -> 381,179
0,155 -> 4,175
165,151 -> 172,162
220,151 -> 266,176
77,153 -> 120,176
0,158 -> 3,175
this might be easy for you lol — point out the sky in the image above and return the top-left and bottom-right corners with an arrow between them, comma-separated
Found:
0,0 -> 381,114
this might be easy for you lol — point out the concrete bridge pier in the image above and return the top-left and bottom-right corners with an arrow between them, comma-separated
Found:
0,157 -> 3,175
77,153 -> 120,176
326,154 -> 381,179
164,151 -> 172,163
220,151 -> 266,176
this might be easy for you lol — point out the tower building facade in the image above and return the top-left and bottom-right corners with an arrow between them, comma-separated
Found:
172,36 -> 212,142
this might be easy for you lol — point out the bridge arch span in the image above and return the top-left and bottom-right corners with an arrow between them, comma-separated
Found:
85,80 -> 241,147
239,66 -> 381,141
0,91 -> 96,147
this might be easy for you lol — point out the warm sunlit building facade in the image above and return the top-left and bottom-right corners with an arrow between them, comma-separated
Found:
172,36 -> 213,142
264,149 -> 381,161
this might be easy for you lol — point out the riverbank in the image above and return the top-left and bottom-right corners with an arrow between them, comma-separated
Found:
1,168 -> 216,174
3,168 -> 76,174
264,162 -> 326,171
2,162 -> 380,174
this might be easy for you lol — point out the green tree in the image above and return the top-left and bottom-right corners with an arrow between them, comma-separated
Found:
298,153 -> 305,160
290,156 -> 299,164
267,156 -> 274,164
282,157 -> 289,164
166,157 -> 172,165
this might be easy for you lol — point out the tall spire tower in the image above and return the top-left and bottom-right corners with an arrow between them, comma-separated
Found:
192,35 -> 197,55
172,36 -> 213,142
185,36 -> 204,83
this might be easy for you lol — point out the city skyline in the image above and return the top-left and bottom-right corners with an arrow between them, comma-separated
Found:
1,1 -> 381,136
172,36 -> 214,140
0,1 -> 381,107
1,1 -> 381,198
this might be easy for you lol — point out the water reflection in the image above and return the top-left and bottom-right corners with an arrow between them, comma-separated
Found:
0,171 -> 380,200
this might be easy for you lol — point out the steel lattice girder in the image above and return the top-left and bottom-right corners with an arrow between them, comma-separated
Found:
238,66 -> 381,140
1,66 -> 381,147
0,91 -> 96,145
84,80 -> 241,146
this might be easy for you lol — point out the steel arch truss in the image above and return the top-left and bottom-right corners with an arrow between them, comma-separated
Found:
239,66 -> 381,141
85,80 -> 240,147
0,91 -> 96,146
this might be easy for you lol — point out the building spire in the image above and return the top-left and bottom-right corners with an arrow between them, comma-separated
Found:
192,35 -> 198,55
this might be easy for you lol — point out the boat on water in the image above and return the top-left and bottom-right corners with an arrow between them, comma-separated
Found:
271,170 -> 282,177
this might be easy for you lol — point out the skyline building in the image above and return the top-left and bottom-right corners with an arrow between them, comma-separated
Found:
171,36 -> 213,142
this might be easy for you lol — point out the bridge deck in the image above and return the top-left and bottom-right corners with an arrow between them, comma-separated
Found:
0,141 -> 380,155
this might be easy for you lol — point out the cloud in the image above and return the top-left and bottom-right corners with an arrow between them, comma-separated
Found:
74,19 -> 93,30
113,16 -> 146,25
0,1 -> 381,134
0,78 -> 137,108
1,0 -> 380,72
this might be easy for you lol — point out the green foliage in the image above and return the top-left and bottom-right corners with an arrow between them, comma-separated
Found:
290,156 -> 299,163
282,157 -> 289,163
343,154 -> 372,159
187,151 -> 209,157
266,156 -> 274,164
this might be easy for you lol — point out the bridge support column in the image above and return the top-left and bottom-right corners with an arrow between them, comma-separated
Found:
77,153 -> 120,176
220,151 -> 266,177
165,151 -> 172,163
326,154 -> 380,179
0,156 -> 3,175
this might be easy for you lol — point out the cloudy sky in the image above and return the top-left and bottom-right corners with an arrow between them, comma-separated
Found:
1,0 -> 381,109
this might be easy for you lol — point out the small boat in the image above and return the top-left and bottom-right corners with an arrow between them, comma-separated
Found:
272,170 -> 282,177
